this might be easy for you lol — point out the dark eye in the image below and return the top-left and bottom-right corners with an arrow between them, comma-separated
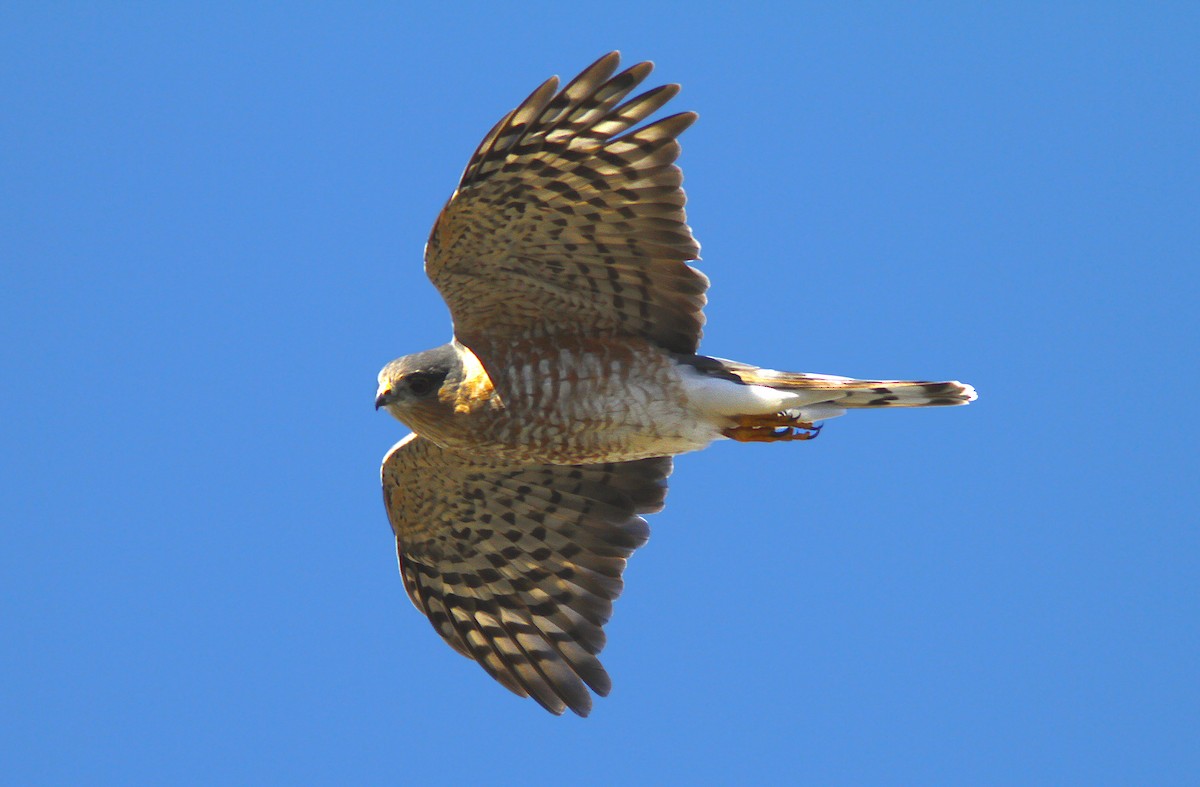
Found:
406,373 -> 439,397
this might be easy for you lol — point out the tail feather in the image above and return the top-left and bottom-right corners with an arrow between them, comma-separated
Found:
747,372 -> 977,408
833,379 -> 976,408
679,355 -> 977,414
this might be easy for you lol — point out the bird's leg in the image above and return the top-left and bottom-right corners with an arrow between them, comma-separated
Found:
732,413 -> 818,429
721,413 -> 823,442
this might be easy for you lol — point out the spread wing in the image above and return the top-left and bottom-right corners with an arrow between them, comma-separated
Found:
424,51 -> 708,357
381,433 -> 672,716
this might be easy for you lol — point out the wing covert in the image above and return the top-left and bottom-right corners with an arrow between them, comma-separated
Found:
425,51 -> 708,357
380,433 -> 671,716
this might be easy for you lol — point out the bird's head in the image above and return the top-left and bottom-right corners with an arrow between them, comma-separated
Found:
375,344 -> 460,426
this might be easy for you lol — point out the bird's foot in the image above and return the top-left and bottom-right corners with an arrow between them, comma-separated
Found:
722,413 -> 822,443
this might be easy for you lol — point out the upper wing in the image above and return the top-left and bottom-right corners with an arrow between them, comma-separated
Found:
424,51 -> 708,357
381,433 -> 672,716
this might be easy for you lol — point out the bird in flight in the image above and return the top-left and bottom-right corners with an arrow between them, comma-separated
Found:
375,52 -> 976,716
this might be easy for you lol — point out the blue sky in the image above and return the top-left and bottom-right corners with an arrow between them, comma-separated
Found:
3,3 -> 1197,784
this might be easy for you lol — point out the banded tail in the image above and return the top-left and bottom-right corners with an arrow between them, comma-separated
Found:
679,355 -> 976,432
744,369 -> 978,408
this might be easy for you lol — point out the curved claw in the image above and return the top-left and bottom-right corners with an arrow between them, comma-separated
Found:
791,422 -> 822,441
722,417 -> 826,443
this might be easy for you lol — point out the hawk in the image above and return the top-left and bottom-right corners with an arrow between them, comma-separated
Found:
375,52 -> 976,716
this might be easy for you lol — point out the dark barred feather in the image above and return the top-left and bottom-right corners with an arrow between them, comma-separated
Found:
426,51 -> 708,358
382,434 -> 670,716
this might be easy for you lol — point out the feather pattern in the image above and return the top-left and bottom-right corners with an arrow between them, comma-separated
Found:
425,51 -> 708,359
381,433 -> 670,716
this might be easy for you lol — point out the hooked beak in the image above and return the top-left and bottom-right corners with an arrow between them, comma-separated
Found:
375,389 -> 393,411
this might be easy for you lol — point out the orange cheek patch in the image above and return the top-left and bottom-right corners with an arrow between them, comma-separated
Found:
453,373 -> 495,414
448,350 -> 497,415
